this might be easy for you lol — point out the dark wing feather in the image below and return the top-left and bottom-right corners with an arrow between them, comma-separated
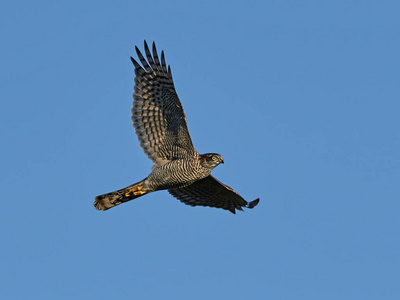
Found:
131,41 -> 197,166
168,176 -> 260,214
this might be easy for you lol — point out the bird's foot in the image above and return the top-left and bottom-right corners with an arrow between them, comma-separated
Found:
125,185 -> 146,197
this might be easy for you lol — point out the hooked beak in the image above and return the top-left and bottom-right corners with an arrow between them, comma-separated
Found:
221,159 -> 224,164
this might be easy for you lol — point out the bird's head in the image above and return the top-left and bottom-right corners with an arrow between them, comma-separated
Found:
201,153 -> 224,169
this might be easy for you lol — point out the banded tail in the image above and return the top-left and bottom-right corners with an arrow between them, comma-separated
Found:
94,179 -> 148,211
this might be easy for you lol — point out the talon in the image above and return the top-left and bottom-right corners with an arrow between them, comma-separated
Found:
125,185 -> 145,197
133,190 -> 146,196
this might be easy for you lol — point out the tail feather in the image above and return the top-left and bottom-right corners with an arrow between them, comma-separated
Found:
94,179 -> 148,211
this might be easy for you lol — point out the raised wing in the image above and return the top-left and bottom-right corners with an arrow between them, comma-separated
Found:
131,41 -> 197,166
168,176 -> 260,214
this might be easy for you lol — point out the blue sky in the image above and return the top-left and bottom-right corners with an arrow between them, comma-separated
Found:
1,0 -> 399,299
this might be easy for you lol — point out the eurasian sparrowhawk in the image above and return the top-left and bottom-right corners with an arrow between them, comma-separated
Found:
94,41 -> 259,214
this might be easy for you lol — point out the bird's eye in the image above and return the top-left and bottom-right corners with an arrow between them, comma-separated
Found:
212,156 -> 218,161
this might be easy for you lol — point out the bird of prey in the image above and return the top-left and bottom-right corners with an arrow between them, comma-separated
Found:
94,41 -> 259,214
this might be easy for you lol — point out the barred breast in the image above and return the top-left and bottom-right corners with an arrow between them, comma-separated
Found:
146,158 -> 212,191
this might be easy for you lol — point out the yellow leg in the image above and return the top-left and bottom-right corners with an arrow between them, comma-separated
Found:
125,185 -> 146,197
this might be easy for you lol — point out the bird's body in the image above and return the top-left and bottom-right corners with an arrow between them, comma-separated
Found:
94,41 -> 259,214
147,154 -> 212,190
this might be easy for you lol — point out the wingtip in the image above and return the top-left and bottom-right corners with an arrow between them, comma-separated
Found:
130,56 -> 141,69
247,198 -> 260,209
144,40 -> 150,53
